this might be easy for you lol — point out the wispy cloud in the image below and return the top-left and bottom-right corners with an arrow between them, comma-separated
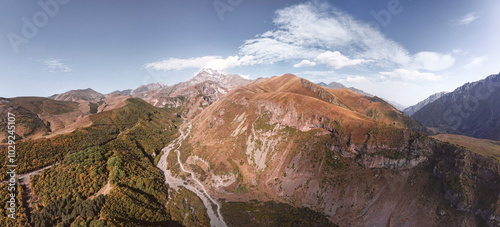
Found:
44,58 -> 72,73
379,69 -> 441,81
346,76 -> 367,83
315,51 -> 371,69
452,12 -> 479,26
294,51 -> 370,69
144,2 -> 454,76
238,3 -> 411,68
144,56 -> 221,71
412,52 -> 455,71
239,2 -> 454,71
452,48 -> 467,55
144,55 -> 256,72
464,56 -> 487,70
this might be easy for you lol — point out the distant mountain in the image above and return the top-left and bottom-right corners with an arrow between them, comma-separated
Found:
319,81 -> 366,95
413,73 -> 500,140
50,88 -> 104,102
348,87 -> 374,97
404,91 -> 448,116
184,68 -> 251,90
318,81 -> 406,111
108,83 -> 166,96
132,68 -> 252,117
109,89 -> 132,96
131,82 -> 166,96
326,81 -> 346,90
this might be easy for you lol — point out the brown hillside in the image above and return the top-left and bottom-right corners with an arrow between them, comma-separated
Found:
0,95 -> 130,143
179,74 -> 500,226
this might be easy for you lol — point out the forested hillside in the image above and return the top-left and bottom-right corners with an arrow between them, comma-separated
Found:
0,98 -> 182,226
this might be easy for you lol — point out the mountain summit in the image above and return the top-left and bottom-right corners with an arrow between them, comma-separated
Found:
50,88 -> 104,102
186,68 -> 251,90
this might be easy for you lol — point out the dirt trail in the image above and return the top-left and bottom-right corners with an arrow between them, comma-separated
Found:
1,165 -> 55,217
157,119 -> 227,227
89,179 -> 112,200
0,165 -> 55,186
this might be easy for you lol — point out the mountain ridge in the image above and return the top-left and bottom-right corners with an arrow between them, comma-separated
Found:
413,73 -> 500,140
404,91 -> 449,116
185,73 -> 500,226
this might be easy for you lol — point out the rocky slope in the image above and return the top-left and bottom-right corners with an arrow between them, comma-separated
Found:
179,74 -> 500,226
404,91 -> 448,116
412,73 -> 500,140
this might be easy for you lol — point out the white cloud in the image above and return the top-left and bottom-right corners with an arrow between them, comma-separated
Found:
294,51 -> 370,69
144,56 -> 221,71
298,70 -> 335,76
294,60 -> 317,68
379,69 -> 441,81
346,76 -> 367,83
412,52 -> 455,71
144,2 -> 455,79
238,2 -> 411,67
315,51 -> 371,69
44,58 -> 71,73
453,12 -> 479,26
464,56 -> 487,70
239,37 -> 320,64
144,55 -> 257,72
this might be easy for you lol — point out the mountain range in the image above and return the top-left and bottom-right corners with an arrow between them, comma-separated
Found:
413,73 -> 500,141
0,69 -> 499,226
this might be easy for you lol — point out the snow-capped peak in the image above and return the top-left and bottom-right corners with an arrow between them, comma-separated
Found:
198,68 -> 221,76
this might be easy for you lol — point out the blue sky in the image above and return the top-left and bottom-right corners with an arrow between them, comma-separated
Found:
1,0 -> 499,106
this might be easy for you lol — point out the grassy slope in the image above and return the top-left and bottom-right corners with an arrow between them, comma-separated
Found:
432,134 -> 500,161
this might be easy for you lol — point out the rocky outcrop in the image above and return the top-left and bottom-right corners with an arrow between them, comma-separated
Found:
432,142 -> 500,226
357,154 -> 427,169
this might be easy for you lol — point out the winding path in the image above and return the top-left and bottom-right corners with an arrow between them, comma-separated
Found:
157,119 -> 227,227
